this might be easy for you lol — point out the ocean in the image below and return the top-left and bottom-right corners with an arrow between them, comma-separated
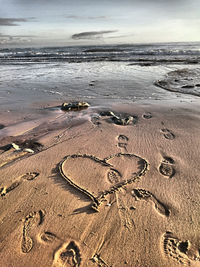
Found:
0,42 -> 200,112
1,42 -> 200,64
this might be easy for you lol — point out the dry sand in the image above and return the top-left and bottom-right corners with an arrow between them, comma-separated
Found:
0,101 -> 200,267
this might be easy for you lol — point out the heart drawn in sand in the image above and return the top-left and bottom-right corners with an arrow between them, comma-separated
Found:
59,153 -> 148,211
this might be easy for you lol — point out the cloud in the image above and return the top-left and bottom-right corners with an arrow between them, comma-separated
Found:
66,15 -> 107,20
72,30 -> 117,40
87,16 -> 107,20
0,33 -> 34,37
0,33 -> 35,45
107,34 -> 132,39
0,38 -> 32,45
15,0 -> 185,3
0,17 -> 35,26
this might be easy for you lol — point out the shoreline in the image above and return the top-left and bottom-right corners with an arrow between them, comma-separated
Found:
0,98 -> 199,138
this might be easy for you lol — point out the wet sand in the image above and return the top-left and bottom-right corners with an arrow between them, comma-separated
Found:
0,100 -> 200,267
155,68 -> 200,97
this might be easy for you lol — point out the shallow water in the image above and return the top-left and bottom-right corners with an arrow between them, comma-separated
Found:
0,43 -> 200,114
0,61 -> 199,113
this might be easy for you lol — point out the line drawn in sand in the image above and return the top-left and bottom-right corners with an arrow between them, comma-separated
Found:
0,172 -> 39,198
162,231 -> 200,266
53,241 -> 81,267
58,153 -> 148,212
21,210 -> 45,253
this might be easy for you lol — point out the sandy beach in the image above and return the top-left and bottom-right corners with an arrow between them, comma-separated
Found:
0,98 -> 200,267
1,0 -> 200,263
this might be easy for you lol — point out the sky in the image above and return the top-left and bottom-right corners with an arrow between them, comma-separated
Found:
0,0 -> 200,47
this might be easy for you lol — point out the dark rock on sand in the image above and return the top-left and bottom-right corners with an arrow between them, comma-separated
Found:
100,110 -> 138,126
139,62 -> 154,67
100,111 -> 116,117
0,139 -> 43,153
0,124 -> 5,130
14,139 -> 43,152
111,115 -> 136,126
181,84 -> 195,89
61,102 -> 90,111
155,80 -> 169,88
0,144 -> 13,151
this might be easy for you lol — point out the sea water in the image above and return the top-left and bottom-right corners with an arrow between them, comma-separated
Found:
0,42 -> 200,112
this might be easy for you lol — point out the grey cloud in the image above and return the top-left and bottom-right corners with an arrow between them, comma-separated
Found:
0,33 -> 34,38
72,30 -> 117,40
0,37 -> 32,45
0,33 -> 35,45
12,0 -> 192,10
107,34 -> 132,39
66,15 -> 82,19
66,15 -> 107,20
88,16 -> 107,20
0,18 -> 35,26
16,0 -> 185,3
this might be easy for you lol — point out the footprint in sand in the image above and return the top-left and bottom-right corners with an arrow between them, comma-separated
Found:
91,115 -> 101,126
117,135 -> 129,151
0,172 -> 39,198
53,241 -> 81,267
21,210 -> 45,253
107,168 -> 122,184
142,112 -> 152,119
161,128 -> 175,140
159,157 -> 175,179
162,231 -> 200,265
39,231 -> 57,243
131,188 -> 170,217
